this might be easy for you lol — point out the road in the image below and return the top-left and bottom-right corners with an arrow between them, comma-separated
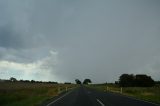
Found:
46,85 -> 159,106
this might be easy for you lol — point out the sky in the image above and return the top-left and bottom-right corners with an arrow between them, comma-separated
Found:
0,0 -> 160,83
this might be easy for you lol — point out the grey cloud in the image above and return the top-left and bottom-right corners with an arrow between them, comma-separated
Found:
0,25 -> 29,49
0,0 -> 160,83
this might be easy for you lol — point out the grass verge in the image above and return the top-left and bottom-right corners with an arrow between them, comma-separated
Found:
88,84 -> 160,104
0,82 -> 77,106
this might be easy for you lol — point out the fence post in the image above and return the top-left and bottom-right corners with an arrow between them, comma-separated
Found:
107,86 -> 109,91
66,87 -> 68,91
120,87 -> 122,93
58,87 -> 60,94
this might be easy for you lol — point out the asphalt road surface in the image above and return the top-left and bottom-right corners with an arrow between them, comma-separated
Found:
46,85 -> 159,106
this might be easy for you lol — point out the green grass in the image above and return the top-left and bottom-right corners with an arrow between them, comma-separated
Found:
88,84 -> 160,104
0,82 -> 77,106
122,87 -> 160,104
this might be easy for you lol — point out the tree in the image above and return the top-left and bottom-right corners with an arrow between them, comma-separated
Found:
83,79 -> 92,84
75,79 -> 81,84
115,81 -> 119,85
119,74 -> 155,87
119,74 -> 135,87
31,80 -> 35,83
155,81 -> 160,84
10,77 -> 17,82
135,75 -> 154,87
64,82 -> 71,84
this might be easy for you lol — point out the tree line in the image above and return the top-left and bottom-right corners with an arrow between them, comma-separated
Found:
0,77 -> 92,85
75,79 -> 92,84
118,74 -> 155,87
1,74 -> 158,87
0,77 -> 58,84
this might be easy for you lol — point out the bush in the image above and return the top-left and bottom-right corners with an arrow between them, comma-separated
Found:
119,74 -> 155,87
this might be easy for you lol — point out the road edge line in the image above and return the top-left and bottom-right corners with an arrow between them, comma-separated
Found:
97,99 -> 105,106
122,94 -> 160,106
108,91 -> 160,106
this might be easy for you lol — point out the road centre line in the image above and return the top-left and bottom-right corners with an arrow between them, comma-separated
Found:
97,99 -> 105,106
47,90 -> 73,106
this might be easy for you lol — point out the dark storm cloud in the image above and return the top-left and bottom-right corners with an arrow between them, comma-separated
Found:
0,25 -> 25,49
0,0 -> 160,82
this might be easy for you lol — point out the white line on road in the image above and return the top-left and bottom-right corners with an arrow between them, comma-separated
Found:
122,94 -> 160,106
46,90 -> 73,106
97,99 -> 105,106
109,92 -> 160,106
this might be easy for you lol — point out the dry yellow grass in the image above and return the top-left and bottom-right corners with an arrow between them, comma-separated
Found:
0,82 -> 77,106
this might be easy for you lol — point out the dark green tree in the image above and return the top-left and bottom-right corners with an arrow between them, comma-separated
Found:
119,74 -> 135,87
31,80 -> 35,83
119,74 -> 155,87
83,79 -> 92,84
135,75 -> 154,87
75,79 -> 81,84
10,77 -> 17,82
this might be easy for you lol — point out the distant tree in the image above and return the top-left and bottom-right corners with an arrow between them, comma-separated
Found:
24,80 -> 30,83
115,81 -> 119,85
36,81 -> 43,83
31,80 -> 35,83
52,82 -> 58,84
75,79 -> 81,84
10,77 -> 17,82
83,79 -> 92,84
135,74 -> 154,87
64,82 -> 71,84
119,74 -> 155,87
119,74 -> 135,87
155,81 -> 160,84
20,79 -> 24,82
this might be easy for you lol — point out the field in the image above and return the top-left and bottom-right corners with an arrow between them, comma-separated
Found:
1,82 -> 159,105
88,84 -> 160,104
0,82 -> 77,106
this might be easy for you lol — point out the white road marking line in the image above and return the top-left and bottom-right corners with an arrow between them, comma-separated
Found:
109,92 -> 160,106
123,94 -> 160,106
46,90 -> 73,106
97,99 -> 105,106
